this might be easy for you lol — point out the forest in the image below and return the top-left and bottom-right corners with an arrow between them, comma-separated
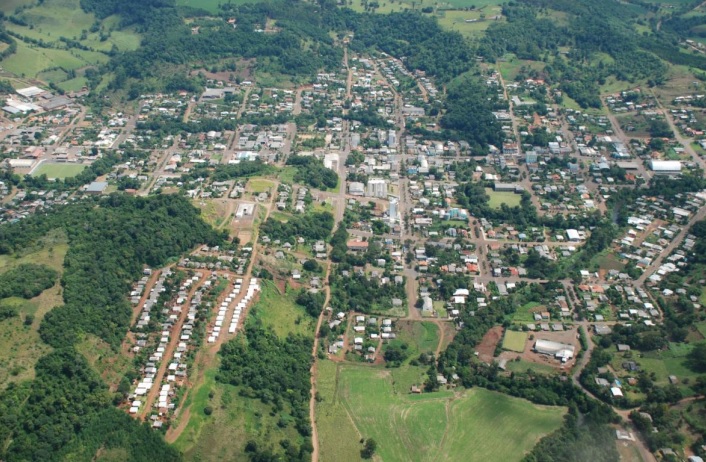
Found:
0,264 -> 57,299
286,155 -> 339,190
0,194 -> 223,461
217,324 -> 313,461
260,211 -> 334,243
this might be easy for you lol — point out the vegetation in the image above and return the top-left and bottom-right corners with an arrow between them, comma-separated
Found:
0,264 -> 57,300
286,155 -> 338,190
0,194 -> 223,460
217,325 -> 314,461
318,363 -> 565,462
260,211 -> 334,244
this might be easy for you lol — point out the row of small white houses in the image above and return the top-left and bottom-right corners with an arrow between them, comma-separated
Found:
207,277 -> 260,343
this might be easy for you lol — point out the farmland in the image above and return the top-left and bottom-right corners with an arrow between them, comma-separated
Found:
31,162 -> 86,179
0,0 -> 140,83
317,362 -> 566,462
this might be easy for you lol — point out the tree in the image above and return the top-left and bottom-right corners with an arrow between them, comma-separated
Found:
361,438 -> 377,459
688,342 -> 706,373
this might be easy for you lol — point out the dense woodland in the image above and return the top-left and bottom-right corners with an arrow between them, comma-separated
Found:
218,325 -> 313,461
0,264 -> 57,299
0,195 -> 223,460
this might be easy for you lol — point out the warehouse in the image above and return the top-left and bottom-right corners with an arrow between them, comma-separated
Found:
533,339 -> 575,362
649,160 -> 682,174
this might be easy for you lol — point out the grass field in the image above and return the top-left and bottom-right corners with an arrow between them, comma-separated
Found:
317,362 -> 566,462
31,163 -> 86,179
249,279 -> 314,338
437,10 -> 502,38
1,0 -> 139,82
247,178 -> 275,194
485,188 -> 522,209
395,321 -> 440,360
512,301 -> 543,323
502,330 -> 528,352
505,359 -> 559,375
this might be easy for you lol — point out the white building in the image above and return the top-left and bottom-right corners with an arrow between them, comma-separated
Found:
367,178 -> 388,198
533,339 -> 575,362
649,160 -> 682,173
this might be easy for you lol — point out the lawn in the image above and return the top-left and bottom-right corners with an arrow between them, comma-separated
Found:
485,188 -> 522,209
502,330 -> 528,353
249,279 -> 314,338
247,178 -> 275,194
318,362 -> 566,462
437,11 -> 500,39
396,321 -> 440,358
278,166 -> 298,184
505,359 -> 559,376
31,163 -> 86,179
512,301 -> 543,323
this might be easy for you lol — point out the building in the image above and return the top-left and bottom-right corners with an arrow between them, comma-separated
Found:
348,182 -> 365,196
533,339 -> 575,362
494,183 -> 523,193
347,240 -> 369,251
367,178 -> 388,198
85,181 -> 108,194
649,160 -> 682,173
388,198 -> 398,222
525,151 -> 538,164
566,229 -> 581,242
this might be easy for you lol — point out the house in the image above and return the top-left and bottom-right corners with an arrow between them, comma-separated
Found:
617,344 -> 630,352
610,387 -> 624,398
347,240 -> 369,251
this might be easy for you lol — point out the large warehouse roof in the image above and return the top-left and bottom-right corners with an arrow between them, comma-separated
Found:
649,160 -> 682,172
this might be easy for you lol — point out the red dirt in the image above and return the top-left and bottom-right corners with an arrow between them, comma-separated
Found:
476,326 -> 504,364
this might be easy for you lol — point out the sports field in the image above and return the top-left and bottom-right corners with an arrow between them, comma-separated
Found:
503,330 -> 528,352
485,188 -> 522,208
31,163 -> 86,179
317,362 -> 566,462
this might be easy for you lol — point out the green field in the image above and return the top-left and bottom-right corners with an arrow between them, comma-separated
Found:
505,359 -> 559,375
1,0 -> 139,81
249,279 -> 314,338
485,188 -> 522,209
512,301 -> 543,323
31,163 -> 86,179
317,362 -> 566,462
395,321 -> 440,360
437,10 -> 502,38
247,178 -> 275,194
502,330 -> 528,352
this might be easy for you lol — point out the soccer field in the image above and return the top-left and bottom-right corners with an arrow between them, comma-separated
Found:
31,163 -> 86,179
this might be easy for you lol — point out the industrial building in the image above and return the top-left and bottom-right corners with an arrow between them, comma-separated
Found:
533,339 -> 575,362
367,178 -> 388,198
649,160 -> 682,173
